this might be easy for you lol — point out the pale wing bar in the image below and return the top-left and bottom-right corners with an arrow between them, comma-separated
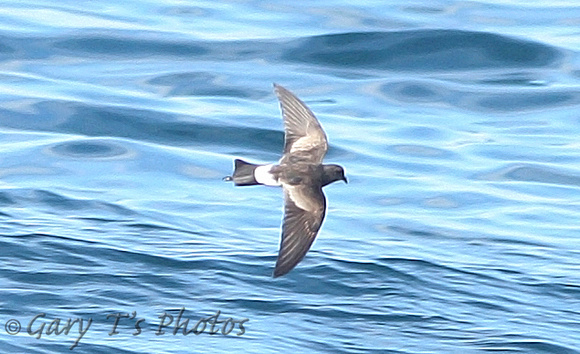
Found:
274,84 -> 328,162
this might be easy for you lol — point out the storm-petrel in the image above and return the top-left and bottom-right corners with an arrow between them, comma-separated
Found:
224,84 -> 347,277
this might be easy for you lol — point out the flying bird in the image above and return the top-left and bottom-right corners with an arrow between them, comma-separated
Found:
224,84 -> 347,277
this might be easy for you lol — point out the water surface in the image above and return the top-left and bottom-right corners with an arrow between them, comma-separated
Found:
1,1 -> 580,353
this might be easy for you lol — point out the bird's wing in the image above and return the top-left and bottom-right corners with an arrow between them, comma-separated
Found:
274,84 -> 328,164
273,184 -> 326,277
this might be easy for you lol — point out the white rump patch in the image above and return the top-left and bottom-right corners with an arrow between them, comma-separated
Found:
254,164 -> 280,186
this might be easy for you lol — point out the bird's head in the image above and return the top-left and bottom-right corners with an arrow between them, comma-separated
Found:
322,164 -> 347,186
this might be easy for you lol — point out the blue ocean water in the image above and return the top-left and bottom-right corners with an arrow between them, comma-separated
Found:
1,0 -> 580,352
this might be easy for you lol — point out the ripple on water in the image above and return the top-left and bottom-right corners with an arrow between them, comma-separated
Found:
54,35 -> 208,57
477,163 -> 580,187
1,100 -> 284,151
389,144 -> 453,159
0,39 -> 14,54
380,79 -> 580,113
48,139 -> 132,159
147,72 -> 268,98
283,30 -> 562,71
383,80 -> 446,103
475,91 -> 580,112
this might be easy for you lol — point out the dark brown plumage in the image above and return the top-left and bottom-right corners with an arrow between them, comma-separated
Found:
225,84 -> 347,277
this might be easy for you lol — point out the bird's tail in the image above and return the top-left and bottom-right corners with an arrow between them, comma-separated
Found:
225,159 -> 260,186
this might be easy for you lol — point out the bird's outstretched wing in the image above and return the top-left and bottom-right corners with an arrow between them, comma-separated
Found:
274,84 -> 328,164
273,184 -> 326,277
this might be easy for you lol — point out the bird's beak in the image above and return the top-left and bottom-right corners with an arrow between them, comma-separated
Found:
342,177 -> 348,184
